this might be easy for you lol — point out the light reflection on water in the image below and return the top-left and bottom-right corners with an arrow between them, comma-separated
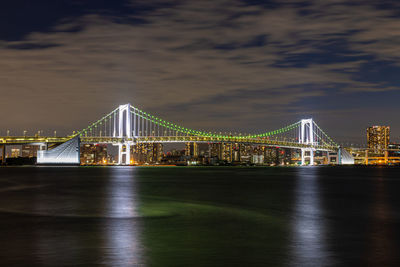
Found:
290,167 -> 335,266
31,167 -> 145,267
106,167 -> 139,218
103,167 -> 145,266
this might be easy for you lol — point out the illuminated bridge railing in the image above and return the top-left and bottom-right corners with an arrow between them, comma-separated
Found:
80,137 -> 125,143
135,136 -> 337,151
0,136 -> 72,145
79,136 -> 337,151
0,135 -> 338,152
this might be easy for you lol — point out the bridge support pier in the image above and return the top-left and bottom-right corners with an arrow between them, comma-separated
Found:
301,148 -> 314,166
118,142 -> 131,165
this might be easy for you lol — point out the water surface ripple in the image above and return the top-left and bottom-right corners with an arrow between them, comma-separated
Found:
0,166 -> 399,266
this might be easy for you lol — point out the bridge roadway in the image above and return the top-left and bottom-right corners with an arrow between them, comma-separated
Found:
0,136 -> 71,145
0,136 -> 338,151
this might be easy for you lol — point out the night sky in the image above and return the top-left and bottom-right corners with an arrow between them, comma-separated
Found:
1,0 -> 400,144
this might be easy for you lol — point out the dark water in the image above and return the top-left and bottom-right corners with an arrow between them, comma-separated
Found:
0,166 -> 400,266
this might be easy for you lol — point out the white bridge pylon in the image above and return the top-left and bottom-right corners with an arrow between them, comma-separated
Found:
115,103 -> 133,165
300,119 -> 315,145
299,119 -> 315,166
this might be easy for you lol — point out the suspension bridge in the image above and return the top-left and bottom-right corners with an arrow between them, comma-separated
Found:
0,103 -> 347,165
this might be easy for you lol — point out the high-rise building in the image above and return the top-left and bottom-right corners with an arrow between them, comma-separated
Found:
133,143 -> 163,164
208,143 -> 221,159
367,126 -> 390,154
153,143 -> 164,163
221,143 -> 233,162
238,144 -> 252,163
185,142 -> 199,158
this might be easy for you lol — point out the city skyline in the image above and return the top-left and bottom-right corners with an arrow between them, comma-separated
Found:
1,0 -> 400,143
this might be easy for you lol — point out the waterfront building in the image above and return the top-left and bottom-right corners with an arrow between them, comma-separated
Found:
185,142 -> 199,158
162,149 -> 185,165
239,144 -> 253,163
221,143 -> 233,162
133,143 -> 164,164
153,143 -> 164,163
233,147 -> 240,162
262,147 -> 277,164
282,148 -> 292,164
80,144 -> 107,164
388,143 -> 400,157
208,143 -> 221,159
11,148 -> 20,158
206,143 -> 232,163
251,155 -> 264,164
21,145 -> 38,158
133,143 -> 147,163
367,126 -> 390,154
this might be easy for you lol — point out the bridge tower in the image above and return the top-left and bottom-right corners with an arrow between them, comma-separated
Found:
115,104 -> 133,165
299,119 -> 315,166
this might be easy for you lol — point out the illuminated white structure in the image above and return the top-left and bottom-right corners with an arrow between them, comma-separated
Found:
117,104 -> 132,138
340,147 -> 355,165
299,119 -> 315,166
37,136 -> 80,165
114,104 -> 133,165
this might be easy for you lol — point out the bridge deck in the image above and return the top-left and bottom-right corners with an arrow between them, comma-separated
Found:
0,136 -> 337,151
0,136 -> 72,145
81,136 -> 337,151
